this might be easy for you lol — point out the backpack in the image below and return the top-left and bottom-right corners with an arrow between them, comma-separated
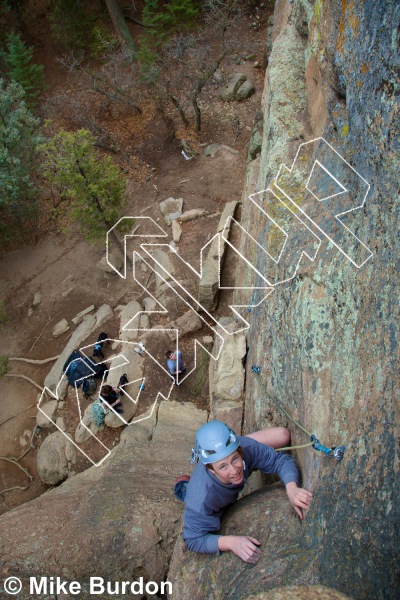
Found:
63,349 -> 102,388
82,377 -> 97,397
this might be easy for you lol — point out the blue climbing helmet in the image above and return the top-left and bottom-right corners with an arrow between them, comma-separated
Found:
190,421 -> 240,465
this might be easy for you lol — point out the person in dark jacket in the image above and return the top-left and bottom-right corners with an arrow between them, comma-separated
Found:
100,374 -> 128,414
182,421 -> 312,563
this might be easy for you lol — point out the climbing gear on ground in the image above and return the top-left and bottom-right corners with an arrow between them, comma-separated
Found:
190,420 -> 240,465
258,379 -> 346,462
252,366 -> 261,373
139,382 -> 145,390
82,377 -> 97,397
92,402 -> 106,426
134,341 -> 146,355
174,475 -> 190,502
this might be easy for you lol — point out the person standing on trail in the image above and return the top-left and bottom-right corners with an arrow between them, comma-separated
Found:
178,420 -> 312,563
166,350 -> 187,380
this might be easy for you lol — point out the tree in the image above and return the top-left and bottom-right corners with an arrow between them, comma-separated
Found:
105,0 -> 135,58
0,79 -> 41,240
4,32 -> 45,108
160,31 -> 229,131
38,129 -> 127,250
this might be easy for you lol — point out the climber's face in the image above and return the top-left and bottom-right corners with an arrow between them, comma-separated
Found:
210,450 -> 244,486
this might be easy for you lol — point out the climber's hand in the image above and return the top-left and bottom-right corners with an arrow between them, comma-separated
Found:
218,535 -> 262,563
286,482 -> 313,520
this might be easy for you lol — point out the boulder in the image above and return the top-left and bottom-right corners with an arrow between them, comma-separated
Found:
150,249 -> 175,290
143,297 -> 158,312
179,209 -> 208,222
166,309 -> 202,341
159,197 -> 183,225
220,72 -> 247,101
52,318 -> 69,337
32,292 -> 42,307
172,219 -> 182,242
55,417 -> 66,432
119,300 -> 144,342
167,487 -> 315,599
37,431 -> 77,485
72,305 -> 95,325
94,304 -> 114,328
205,144 -> 239,158
236,80 -> 256,100
97,251 -> 123,274
198,200 -> 237,312
36,400 -> 58,429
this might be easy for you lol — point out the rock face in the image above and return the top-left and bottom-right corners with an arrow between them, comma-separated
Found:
246,587 -> 350,600
168,487 -> 316,599
233,1 -> 399,598
0,401 -> 206,597
209,319 -> 246,433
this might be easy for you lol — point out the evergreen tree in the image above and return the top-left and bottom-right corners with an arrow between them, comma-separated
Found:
5,32 -> 45,108
38,129 -> 126,246
49,0 -> 94,51
138,0 -> 199,71
163,0 -> 199,28
0,79 -> 41,240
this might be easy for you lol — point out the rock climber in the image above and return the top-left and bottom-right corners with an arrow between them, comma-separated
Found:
179,420 -> 312,563
165,349 -> 187,380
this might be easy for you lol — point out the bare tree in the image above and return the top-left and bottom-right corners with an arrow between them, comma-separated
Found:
160,27 -> 232,132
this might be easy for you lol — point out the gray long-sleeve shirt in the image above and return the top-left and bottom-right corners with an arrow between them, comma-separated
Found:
183,436 -> 299,554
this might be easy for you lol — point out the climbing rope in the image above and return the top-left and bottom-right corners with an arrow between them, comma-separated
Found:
252,369 -> 346,461
92,402 -> 107,426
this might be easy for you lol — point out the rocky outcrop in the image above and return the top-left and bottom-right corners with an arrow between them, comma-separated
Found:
198,200 -> 238,312
168,486 -> 316,599
37,431 -> 77,485
246,587 -> 350,600
0,401 -> 206,597
209,318 -> 246,433
36,400 -> 58,429
233,1 -> 399,598
166,309 -> 202,342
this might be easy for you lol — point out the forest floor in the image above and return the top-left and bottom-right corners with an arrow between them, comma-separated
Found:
0,1 -> 272,515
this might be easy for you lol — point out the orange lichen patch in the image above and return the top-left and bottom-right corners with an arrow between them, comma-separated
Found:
357,80 -> 363,88
337,0 -> 359,53
361,63 -> 368,75
337,0 -> 347,54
